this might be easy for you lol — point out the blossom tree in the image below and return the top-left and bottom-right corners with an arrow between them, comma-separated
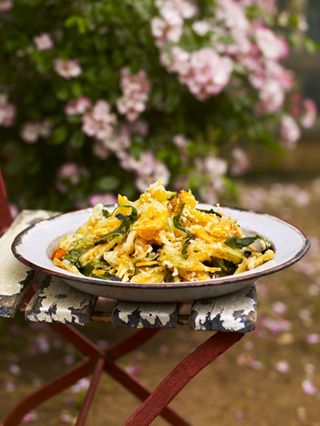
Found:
0,0 -> 317,210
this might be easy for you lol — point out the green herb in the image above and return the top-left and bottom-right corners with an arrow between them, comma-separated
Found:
95,205 -> 137,245
79,263 -> 95,276
102,209 -> 111,218
92,272 -> 120,281
197,208 -> 222,218
173,203 -> 191,236
224,235 -> 259,249
62,248 -> 81,265
217,259 -> 237,274
181,237 -> 191,258
173,204 -> 194,257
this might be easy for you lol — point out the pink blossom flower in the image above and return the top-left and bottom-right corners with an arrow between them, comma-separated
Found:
0,0 -> 13,12
5,379 -> 15,392
255,27 -> 289,60
306,333 -> 320,344
197,156 -> 227,176
302,378 -> 317,396
135,161 -> 170,191
258,316 -> 292,335
173,135 -> 188,151
71,378 -> 90,394
167,0 -> 197,19
216,0 -> 249,34
124,363 -> 141,377
0,93 -> 16,127
118,150 -> 170,191
300,99 -> 317,129
152,0 -> 197,46
195,156 -> 227,203
230,148 -> 250,176
272,301 -> 288,315
265,61 -> 293,90
92,123 -> 130,159
280,115 -> 301,148
54,58 -> 82,79
64,96 -> 91,115
60,414 -> 73,424
216,0 -> 251,55
9,363 -> 20,375
20,120 -> 51,144
33,33 -> 53,51
257,80 -> 284,114
160,46 -> 190,75
22,411 -> 39,423
173,48 -> 233,100
87,192 -> 117,207
56,162 -> 88,193
117,68 -> 151,122
10,203 -> 18,218
234,410 -> 245,421
274,360 -> 290,373
35,333 -> 50,353
82,100 -> 116,140
192,21 -> 211,36
151,16 -> 183,46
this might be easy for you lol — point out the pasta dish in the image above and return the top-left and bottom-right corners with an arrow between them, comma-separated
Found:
51,182 -> 275,283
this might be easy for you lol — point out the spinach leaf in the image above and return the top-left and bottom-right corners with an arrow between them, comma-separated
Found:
102,209 -> 111,218
197,208 -> 222,218
173,203 -> 194,257
173,203 -> 191,236
92,272 -> 120,281
79,263 -> 95,276
181,237 -> 191,258
224,235 -> 259,249
62,248 -> 81,265
95,205 -> 137,245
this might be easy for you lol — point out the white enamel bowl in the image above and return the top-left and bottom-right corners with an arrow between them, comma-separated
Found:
12,205 -> 310,302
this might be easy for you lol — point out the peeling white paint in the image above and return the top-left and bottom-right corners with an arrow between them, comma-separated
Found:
27,277 -> 92,324
117,302 -> 175,326
0,211 -> 52,296
193,287 -> 256,331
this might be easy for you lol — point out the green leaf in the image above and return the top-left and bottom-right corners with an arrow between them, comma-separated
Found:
70,131 -> 85,148
196,208 -> 222,218
96,176 -> 119,191
181,236 -> 191,258
63,248 -> 81,265
224,236 -> 259,249
95,205 -> 137,245
173,203 -> 192,237
79,263 -> 95,276
51,126 -> 68,145
64,15 -> 89,34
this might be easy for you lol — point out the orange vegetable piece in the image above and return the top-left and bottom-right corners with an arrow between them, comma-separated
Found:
51,247 -> 65,260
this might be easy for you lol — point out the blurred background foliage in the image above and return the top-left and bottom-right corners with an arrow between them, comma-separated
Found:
0,0 -> 318,212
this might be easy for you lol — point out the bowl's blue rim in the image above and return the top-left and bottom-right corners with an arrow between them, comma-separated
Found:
11,205 -> 310,290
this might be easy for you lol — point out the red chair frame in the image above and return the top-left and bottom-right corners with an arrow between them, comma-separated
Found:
0,171 -> 243,426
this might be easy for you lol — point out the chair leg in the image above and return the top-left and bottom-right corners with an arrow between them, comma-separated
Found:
53,324 -> 189,425
75,358 -> 105,426
124,331 -> 243,426
0,170 -> 13,233
4,359 -> 95,426
103,355 -> 191,426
